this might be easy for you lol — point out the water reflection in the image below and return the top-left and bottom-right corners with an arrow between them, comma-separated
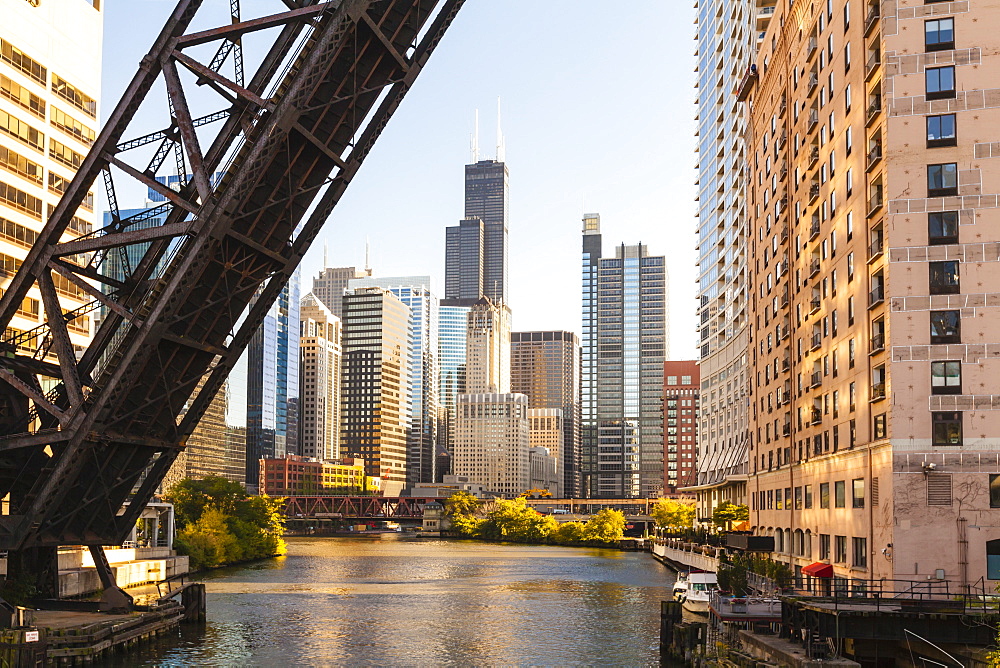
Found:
109,536 -> 681,666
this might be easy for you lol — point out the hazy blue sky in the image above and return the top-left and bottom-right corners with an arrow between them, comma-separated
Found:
101,1 -> 699,357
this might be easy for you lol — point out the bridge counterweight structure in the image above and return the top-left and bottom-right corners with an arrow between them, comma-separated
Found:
0,0 -> 464,604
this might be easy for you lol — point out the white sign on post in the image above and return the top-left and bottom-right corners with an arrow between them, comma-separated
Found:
24,630 -> 39,642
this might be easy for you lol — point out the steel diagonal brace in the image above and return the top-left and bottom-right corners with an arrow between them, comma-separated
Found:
106,155 -> 201,215
175,3 -> 331,48
172,51 -> 275,112
52,222 -> 190,257
0,371 -> 65,424
162,59 -> 213,203
48,262 -> 137,323
357,12 -> 410,72
36,272 -> 83,407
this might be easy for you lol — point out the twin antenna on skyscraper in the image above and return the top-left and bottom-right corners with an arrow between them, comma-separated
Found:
471,98 -> 505,163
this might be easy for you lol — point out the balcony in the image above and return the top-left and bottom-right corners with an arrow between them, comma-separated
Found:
782,423 -> 791,436
871,382 -> 887,401
782,356 -> 791,371
779,164 -> 788,181
808,259 -> 821,278
807,37 -> 818,60
778,130 -> 787,148
780,291 -> 790,308
867,186 -> 884,218
736,64 -> 759,102
870,333 -> 885,354
780,226 -> 789,243
807,109 -> 819,132
809,215 -> 821,240
864,3 -> 880,37
866,95 -> 882,126
865,50 -> 882,81
776,260 -> 788,277
778,325 -> 790,341
811,332 -> 822,350
868,234 -> 884,262
869,284 -> 885,308
809,297 -> 821,314
809,182 -> 820,204
810,371 -> 822,388
811,408 -> 822,425
807,73 -> 819,94
808,144 -> 820,167
867,142 -> 883,172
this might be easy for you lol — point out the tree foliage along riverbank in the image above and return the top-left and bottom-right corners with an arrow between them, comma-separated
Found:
165,477 -> 287,570
445,494 -> 626,545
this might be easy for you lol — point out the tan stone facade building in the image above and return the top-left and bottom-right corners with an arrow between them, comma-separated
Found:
744,0 -> 1000,588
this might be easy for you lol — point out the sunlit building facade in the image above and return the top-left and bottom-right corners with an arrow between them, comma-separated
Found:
299,292 -> 341,461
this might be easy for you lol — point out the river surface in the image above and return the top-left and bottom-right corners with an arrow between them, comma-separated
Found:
111,535 -> 688,666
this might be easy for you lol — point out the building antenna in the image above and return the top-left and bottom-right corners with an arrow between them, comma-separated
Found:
471,109 -> 479,162
496,96 -> 505,162
365,236 -> 371,273
323,240 -> 328,268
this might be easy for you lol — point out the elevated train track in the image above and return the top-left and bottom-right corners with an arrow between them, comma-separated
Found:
0,0 -> 464,603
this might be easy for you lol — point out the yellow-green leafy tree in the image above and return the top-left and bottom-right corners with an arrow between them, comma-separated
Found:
651,498 -> 696,531
584,509 -> 626,543
711,502 -> 749,532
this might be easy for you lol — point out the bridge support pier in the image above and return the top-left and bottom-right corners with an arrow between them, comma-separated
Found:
89,545 -> 134,613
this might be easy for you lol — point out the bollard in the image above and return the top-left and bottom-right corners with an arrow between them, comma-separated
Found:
181,583 -> 206,623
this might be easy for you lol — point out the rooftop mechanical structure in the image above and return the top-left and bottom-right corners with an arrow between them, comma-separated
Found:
0,0 -> 463,613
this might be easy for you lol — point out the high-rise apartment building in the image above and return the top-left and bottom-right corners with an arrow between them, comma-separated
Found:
299,292 -> 341,461
349,276 -> 439,486
340,287 -> 410,496
512,331 -> 581,497
245,274 -> 300,487
528,408 -> 563,497
581,216 -> 668,498
742,0 -> 1000,588
663,361 -> 700,495
445,159 -> 509,305
312,265 -> 373,317
690,0 -> 774,516
436,301 -> 470,479
465,297 -> 510,394
452,393 -> 530,497
0,0 -> 103,358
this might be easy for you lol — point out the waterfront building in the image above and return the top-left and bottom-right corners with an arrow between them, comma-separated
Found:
663,361 -> 699,495
436,299 -> 471,480
245,274 -> 300,488
512,331 -> 581,497
452,393 -> 530,497
465,296 -> 510,395
312,265 -> 373,317
340,287 -> 410,496
299,293 -> 342,461
258,455 -> 375,496
689,0 -> 775,521
0,0 -> 103,354
742,0 -> 1000,586
349,275 -> 439,486
581,215 -> 668,498
528,408 -> 563,497
445,158 -> 509,305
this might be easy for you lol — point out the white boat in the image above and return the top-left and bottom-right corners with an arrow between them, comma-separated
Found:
674,571 -> 718,613
672,572 -> 689,601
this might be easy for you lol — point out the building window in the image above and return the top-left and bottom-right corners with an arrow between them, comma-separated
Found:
927,163 -> 958,197
795,486 -> 803,510
926,114 -> 957,148
873,413 -> 887,439
820,534 -> 831,560
929,260 -> 960,294
988,539 -> 1000,581
835,480 -> 846,508
931,360 -> 962,395
805,485 -> 813,509
926,66 -> 956,100
928,211 -> 959,244
932,411 -> 963,446
930,310 -> 961,344
925,18 -> 954,51
835,535 -> 847,563
820,482 -> 830,509
990,475 -> 1000,508
852,479 -> 865,508
852,537 -> 868,568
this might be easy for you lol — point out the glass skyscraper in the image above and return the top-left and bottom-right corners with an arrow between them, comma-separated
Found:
349,276 -> 439,486
581,215 -> 668,498
245,271 -> 300,488
437,302 -> 470,480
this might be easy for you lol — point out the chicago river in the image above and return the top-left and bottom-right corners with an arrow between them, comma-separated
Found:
110,536 -> 681,666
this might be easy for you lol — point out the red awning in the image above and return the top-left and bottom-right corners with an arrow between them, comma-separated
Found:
802,562 -> 834,578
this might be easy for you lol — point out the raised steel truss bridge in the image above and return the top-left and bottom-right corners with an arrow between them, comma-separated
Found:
0,0 -> 463,607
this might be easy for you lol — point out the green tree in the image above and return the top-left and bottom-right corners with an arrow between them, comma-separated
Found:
479,498 -> 557,542
443,490 -> 480,518
711,502 -> 749,531
550,521 -> 586,544
450,513 -> 484,537
651,498 -> 696,531
583,509 -> 626,543
166,476 -> 247,526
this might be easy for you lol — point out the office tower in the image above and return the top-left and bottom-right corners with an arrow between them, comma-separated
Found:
349,276 -> 439,486
742,0 -> 1000,587
312,265 -> 373,317
691,1 -> 774,514
663,361 -> 699,494
245,273 -> 301,487
259,455 -> 373,496
445,158 -> 509,305
340,287 -> 410,496
512,331 -> 581,497
465,297 -> 510,394
299,293 -> 342,461
436,301 -> 471,479
581,216 -> 668,498
0,0 -> 103,352
444,219 -> 485,303
528,408 -> 563,497
452,393 -> 530,497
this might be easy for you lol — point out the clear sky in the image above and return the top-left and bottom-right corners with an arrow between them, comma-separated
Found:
101,0 -> 699,358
